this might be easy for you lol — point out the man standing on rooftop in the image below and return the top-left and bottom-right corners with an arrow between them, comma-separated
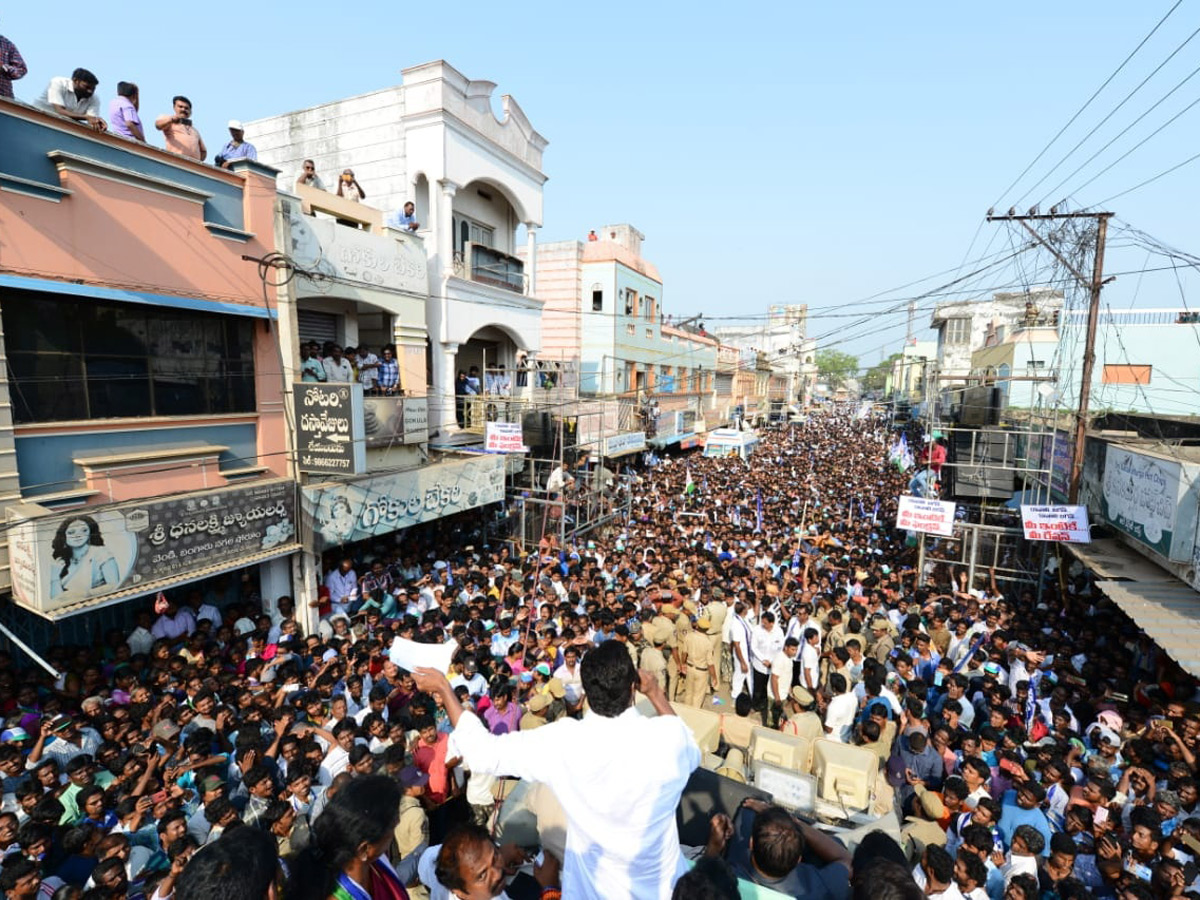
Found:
0,29 -> 27,99
156,95 -> 206,161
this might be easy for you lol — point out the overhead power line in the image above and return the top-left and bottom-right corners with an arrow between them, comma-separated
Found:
992,0 -> 1185,207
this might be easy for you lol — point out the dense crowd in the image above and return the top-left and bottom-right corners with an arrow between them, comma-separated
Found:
0,409 -> 1196,900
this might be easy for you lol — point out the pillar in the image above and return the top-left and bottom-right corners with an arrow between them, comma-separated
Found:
438,180 -> 459,281
431,341 -> 460,433
525,223 -> 538,296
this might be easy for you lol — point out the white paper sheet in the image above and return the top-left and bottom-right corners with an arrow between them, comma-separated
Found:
387,636 -> 458,673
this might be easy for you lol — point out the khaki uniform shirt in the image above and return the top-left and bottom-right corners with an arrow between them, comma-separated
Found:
682,629 -> 713,671
640,644 -> 668,692
394,795 -> 428,859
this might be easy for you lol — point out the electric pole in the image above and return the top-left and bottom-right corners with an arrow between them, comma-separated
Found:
985,209 -> 1112,504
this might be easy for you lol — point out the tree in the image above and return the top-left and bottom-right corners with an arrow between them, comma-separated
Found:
814,350 -> 859,388
861,352 -> 904,393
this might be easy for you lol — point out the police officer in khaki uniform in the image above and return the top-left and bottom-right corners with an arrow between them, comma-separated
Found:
639,623 -> 670,694
520,692 -> 552,731
703,587 -> 729,685
868,617 -> 895,665
669,601 -> 695,701
394,766 -> 430,876
779,686 -> 825,741
680,617 -> 716,708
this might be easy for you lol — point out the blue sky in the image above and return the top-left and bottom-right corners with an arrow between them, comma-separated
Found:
5,1 -> 1198,368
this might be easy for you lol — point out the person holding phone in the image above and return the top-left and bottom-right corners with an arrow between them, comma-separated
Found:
155,95 -> 206,161
336,169 -> 365,203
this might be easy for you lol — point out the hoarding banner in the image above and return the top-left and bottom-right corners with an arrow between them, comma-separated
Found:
896,495 -> 957,537
1020,505 -> 1092,542
485,422 -> 528,454
294,383 -> 366,475
1101,444 -> 1182,555
8,480 -> 298,614
302,456 -> 506,550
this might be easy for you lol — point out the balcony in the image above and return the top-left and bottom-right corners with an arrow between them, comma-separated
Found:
454,242 -> 525,294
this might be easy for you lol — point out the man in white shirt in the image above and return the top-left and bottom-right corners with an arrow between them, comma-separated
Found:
35,69 -> 105,131
324,559 -> 358,616
356,345 -> 380,392
823,673 -> 859,743
725,602 -> 756,700
750,612 -> 784,716
322,345 -> 353,383
414,641 -> 700,900
151,600 -> 196,642
126,610 -> 155,657
798,628 -> 821,692
768,639 -> 800,728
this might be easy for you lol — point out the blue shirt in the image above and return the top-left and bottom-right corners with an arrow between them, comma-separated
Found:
387,211 -> 419,230
219,140 -> 257,162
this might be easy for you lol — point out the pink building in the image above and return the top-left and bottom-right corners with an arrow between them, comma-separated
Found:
0,98 -> 298,635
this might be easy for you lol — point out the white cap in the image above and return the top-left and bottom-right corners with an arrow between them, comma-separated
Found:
227,119 -> 244,131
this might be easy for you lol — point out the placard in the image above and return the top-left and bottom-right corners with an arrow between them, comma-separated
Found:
485,421 -> 528,454
1020,505 -> 1091,543
896,495 -> 957,537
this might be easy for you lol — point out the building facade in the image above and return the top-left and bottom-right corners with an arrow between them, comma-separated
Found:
247,60 -> 549,434
531,225 -> 718,447
0,97 -> 299,642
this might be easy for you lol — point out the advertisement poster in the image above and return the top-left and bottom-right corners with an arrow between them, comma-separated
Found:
294,383 -> 365,475
1019,505 -> 1092,543
896,495 -> 957,537
9,480 -> 298,614
303,456 -> 506,549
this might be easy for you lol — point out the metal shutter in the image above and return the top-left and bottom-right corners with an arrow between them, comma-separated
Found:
297,311 -> 338,345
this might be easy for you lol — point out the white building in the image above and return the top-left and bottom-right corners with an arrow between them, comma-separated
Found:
247,60 -> 549,433
712,305 -> 811,403
930,289 -> 1063,380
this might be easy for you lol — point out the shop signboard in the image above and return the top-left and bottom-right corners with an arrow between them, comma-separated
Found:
602,432 -> 646,457
294,383 -> 366,475
895,495 -> 957,537
1019,505 -> 1091,543
302,456 -> 506,550
8,480 -> 298,615
1101,444 -> 1184,558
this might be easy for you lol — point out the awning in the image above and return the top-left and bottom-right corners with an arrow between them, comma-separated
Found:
1097,579 -> 1200,678
1061,539 -> 1176,582
603,445 -> 643,460
20,544 -> 302,621
0,273 -> 277,320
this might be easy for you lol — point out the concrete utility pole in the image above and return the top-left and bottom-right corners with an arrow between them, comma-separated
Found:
985,210 -> 1112,503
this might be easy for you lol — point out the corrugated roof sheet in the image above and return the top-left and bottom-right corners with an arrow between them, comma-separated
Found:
1098,579 -> 1200,678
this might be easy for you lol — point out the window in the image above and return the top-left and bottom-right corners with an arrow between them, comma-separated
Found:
644,295 -> 656,321
944,318 -> 971,345
1102,364 -> 1152,385
453,216 -> 494,254
624,289 -> 638,317
591,285 -> 603,312
5,294 -> 256,423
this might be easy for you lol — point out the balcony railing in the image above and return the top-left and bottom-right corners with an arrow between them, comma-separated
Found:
452,242 -> 526,293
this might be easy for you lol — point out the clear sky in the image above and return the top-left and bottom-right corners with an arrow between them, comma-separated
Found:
5,1 -> 1198,368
